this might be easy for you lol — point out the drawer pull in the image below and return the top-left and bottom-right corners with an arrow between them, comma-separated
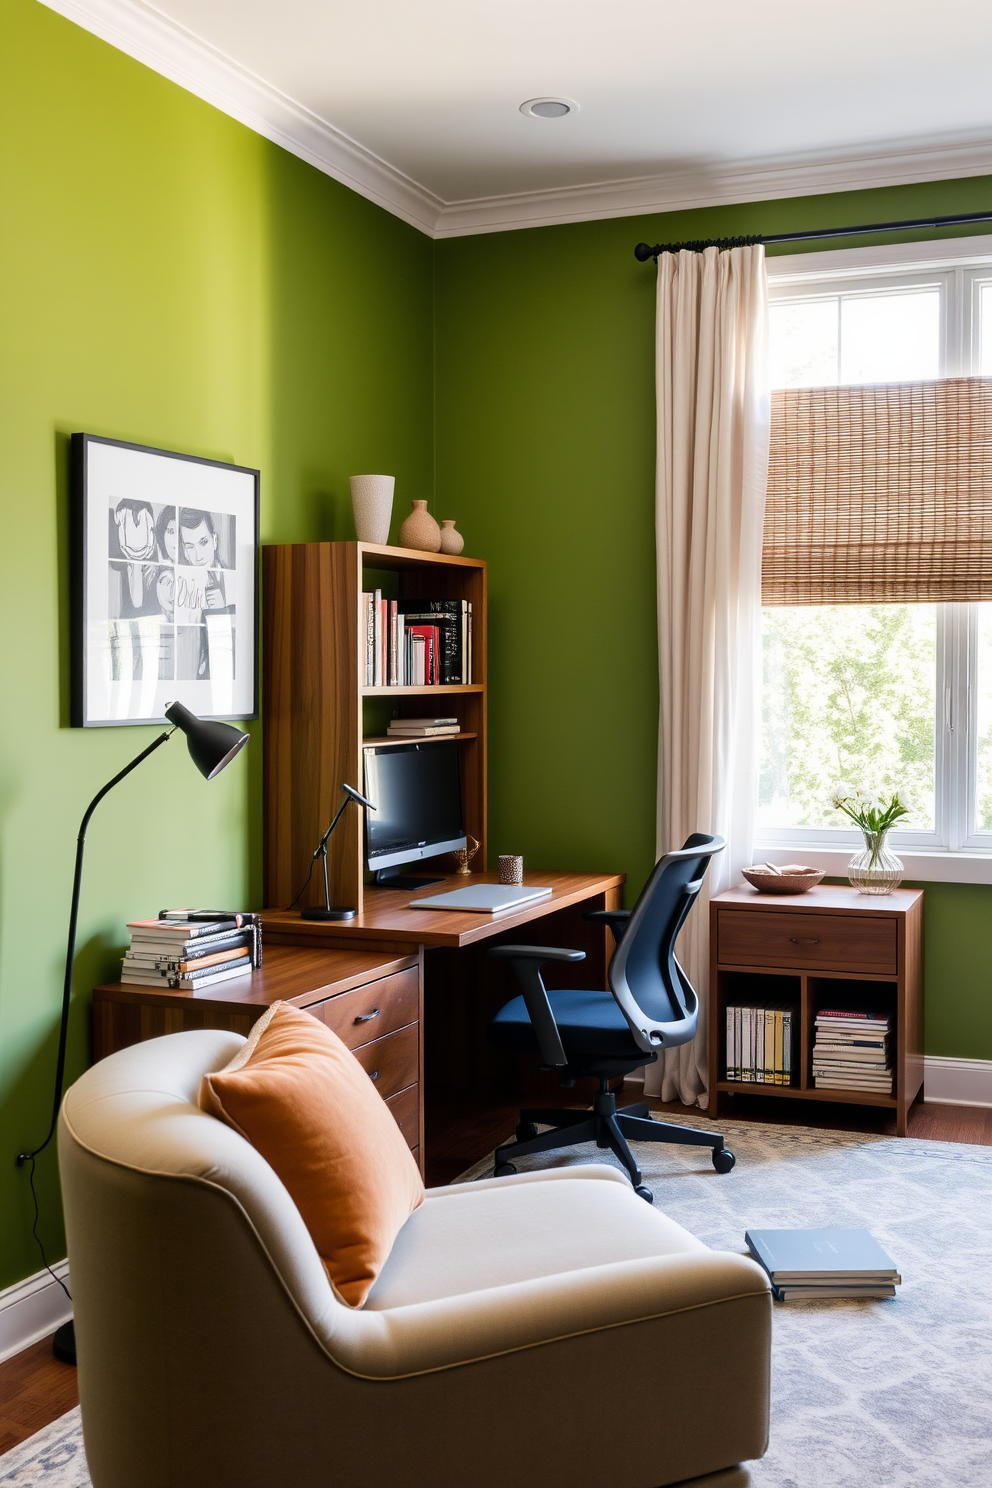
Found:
789,937 -> 820,945
368,1070 -> 380,1081
354,1009 -> 381,1024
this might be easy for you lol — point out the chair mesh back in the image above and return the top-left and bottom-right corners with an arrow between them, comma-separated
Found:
609,833 -> 723,1051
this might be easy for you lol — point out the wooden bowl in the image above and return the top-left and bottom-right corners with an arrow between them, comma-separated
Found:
741,865 -> 825,894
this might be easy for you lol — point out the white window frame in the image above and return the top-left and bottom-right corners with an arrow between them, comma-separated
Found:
759,236 -> 992,884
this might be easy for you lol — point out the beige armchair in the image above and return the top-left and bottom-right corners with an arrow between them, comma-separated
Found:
59,1030 -> 771,1488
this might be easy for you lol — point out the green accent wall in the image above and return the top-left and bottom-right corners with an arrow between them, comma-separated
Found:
434,183 -> 992,1068
3,0 -> 992,1299
0,0 -> 433,1292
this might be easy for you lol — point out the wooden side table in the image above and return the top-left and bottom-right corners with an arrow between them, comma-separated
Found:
708,885 -> 923,1135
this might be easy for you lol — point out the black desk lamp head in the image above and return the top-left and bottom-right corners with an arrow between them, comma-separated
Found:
15,703 -> 249,1366
300,783 -> 376,922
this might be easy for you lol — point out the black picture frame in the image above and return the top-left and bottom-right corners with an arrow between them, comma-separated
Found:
70,433 -> 260,727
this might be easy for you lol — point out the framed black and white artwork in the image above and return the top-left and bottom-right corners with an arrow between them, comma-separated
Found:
71,433 -> 260,727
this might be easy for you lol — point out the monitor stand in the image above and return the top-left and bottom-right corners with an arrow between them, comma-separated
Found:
374,868 -> 447,889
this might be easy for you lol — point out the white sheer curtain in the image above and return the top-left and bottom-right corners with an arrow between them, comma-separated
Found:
644,244 -> 770,1107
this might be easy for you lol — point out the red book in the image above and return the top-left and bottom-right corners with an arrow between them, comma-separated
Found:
406,625 -> 440,684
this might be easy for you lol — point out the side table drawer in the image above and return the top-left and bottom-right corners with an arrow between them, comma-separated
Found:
385,1084 -> 420,1151
352,1023 -> 419,1100
717,909 -> 897,975
308,968 -> 420,1050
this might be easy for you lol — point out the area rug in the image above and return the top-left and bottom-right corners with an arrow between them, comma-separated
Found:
459,1114 -> 992,1487
0,1410 -> 87,1487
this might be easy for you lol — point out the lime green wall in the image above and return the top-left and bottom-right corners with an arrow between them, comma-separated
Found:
0,0 -> 433,1291
434,178 -> 992,1064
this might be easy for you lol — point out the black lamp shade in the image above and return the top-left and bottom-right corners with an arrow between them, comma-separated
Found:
164,701 -> 250,779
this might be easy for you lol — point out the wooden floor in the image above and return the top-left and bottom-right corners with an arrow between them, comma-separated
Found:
2,1092 -> 989,1458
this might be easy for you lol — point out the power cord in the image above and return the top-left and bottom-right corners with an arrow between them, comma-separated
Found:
21,1152 -> 72,1304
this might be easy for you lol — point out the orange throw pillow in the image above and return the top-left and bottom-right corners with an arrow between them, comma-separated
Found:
199,1001 -> 424,1307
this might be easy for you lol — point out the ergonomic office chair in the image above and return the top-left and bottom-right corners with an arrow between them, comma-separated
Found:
488,833 -> 733,1201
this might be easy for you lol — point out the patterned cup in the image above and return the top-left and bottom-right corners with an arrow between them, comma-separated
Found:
498,854 -> 523,885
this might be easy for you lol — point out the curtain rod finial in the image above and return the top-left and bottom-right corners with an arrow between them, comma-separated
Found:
634,242 -> 657,262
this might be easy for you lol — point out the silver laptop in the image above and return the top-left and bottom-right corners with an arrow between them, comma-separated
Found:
410,884 -> 553,915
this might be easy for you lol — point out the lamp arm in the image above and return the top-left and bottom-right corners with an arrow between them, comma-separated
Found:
314,794 -> 352,857
17,728 -> 173,1165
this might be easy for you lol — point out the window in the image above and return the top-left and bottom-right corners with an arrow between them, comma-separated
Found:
760,241 -> 992,860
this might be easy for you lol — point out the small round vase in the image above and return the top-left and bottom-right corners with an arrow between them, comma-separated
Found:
848,830 -> 903,895
438,519 -> 464,556
398,500 -> 441,552
349,474 -> 394,545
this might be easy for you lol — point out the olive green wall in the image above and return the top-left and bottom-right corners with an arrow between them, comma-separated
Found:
434,178 -> 992,1067
0,0 -> 433,1291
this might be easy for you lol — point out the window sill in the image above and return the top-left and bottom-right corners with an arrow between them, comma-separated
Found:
756,844 -> 992,886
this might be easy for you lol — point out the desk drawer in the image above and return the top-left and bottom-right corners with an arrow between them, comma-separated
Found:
352,1023 -> 419,1101
386,1084 -> 420,1151
309,969 -> 419,1050
717,910 -> 897,975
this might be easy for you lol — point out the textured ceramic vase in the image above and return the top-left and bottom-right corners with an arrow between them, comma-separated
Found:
438,519 -> 465,556
349,474 -> 394,545
848,830 -> 904,895
398,499 -> 441,552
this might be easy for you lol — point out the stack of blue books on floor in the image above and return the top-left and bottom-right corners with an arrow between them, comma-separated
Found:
745,1228 -> 902,1300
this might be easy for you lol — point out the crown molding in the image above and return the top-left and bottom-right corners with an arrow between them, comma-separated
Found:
37,0 -> 444,235
433,133 -> 992,238
38,0 -> 992,241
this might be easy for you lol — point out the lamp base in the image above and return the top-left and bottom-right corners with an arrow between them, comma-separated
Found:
53,1319 -> 76,1366
301,906 -> 356,921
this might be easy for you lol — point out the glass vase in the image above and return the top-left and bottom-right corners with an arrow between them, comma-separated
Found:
847,830 -> 903,895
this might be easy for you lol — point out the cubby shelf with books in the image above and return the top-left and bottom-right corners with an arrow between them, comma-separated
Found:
708,886 -> 923,1135
263,541 -> 486,917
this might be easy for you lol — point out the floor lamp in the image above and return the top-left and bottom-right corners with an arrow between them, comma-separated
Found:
15,701 -> 250,1366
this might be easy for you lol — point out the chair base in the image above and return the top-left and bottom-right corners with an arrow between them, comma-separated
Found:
493,1081 -> 734,1199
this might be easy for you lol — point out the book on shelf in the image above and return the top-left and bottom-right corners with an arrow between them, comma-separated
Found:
122,910 -> 261,987
726,1004 -> 795,1085
386,723 -> 461,737
745,1227 -> 901,1301
362,593 -> 474,687
813,1008 -> 892,1094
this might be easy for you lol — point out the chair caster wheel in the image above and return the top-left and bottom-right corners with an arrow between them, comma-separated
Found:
634,1185 -> 654,1203
515,1121 -> 538,1143
712,1147 -> 736,1173
494,1162 -> 517,1177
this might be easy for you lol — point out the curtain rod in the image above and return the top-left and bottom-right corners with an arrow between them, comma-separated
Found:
633,209 -> 992,262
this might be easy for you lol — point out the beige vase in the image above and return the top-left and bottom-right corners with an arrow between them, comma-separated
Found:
438,519 -> 464,555
349,474 -> 394,545
398,500 -> 441,552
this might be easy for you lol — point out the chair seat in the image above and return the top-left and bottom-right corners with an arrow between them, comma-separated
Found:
490,986 -> 644,1060
365,1166 -> 708,1310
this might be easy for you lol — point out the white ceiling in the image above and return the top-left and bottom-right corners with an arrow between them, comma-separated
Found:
42,0 -> 992,236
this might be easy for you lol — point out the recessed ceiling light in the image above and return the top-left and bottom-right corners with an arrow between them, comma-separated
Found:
520,98 -> 579,119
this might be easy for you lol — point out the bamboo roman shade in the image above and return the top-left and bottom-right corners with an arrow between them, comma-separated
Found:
763,376 -> 992,605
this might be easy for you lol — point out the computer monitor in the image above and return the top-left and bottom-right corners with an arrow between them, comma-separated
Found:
363,741 -> 466,886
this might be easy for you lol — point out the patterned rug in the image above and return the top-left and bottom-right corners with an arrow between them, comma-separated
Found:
3,1118 -> 990,1487
459,1113 -> 992,1487
0,1410 -> 86,1487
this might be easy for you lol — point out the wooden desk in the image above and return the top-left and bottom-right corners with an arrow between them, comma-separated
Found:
708,885 -> 923,1135
263,869 -> 626,1097
93,944 -> 425,1169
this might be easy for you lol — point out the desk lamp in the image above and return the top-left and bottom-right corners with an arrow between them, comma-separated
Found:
15,701 -> 249,1366
301,783 -> 376,921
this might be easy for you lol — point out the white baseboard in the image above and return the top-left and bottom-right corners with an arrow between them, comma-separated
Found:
924,1055 -> 992,1108
0,1261 -> 72,1365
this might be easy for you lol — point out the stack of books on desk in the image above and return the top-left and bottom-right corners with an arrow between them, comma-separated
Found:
121,911 -> 260,990
745,1227 -> 902,1301
386,717 -> 461,738
813,1008 -> 893,1094
725,1004 -> 795,1084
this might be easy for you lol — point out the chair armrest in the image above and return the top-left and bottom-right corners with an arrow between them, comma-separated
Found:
488,946 -> 586,1067
582,909 -> 632,944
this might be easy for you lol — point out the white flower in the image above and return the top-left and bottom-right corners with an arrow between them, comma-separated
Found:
831,781 -> 856,808
894,789 -> 914,812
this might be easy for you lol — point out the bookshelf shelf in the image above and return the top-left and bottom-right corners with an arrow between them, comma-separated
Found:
363,732 -> 478,748
263,541 -> 487,917
708,886 -> 923,1136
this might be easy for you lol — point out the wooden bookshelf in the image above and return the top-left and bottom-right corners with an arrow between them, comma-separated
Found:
707,885 -> 923,1135
263,541 -> 487,917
